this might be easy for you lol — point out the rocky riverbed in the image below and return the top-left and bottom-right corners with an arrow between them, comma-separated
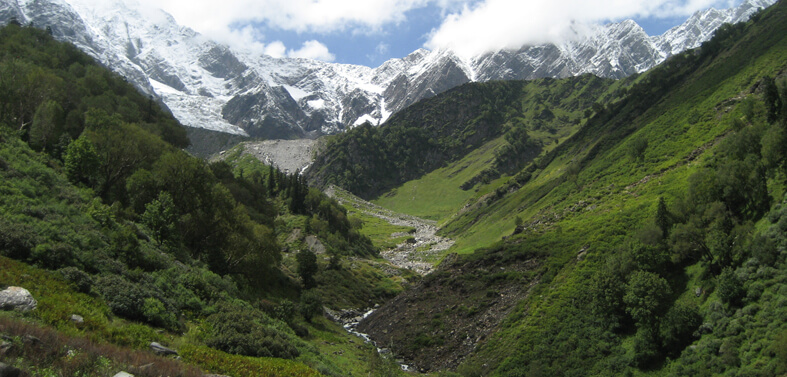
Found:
325,185 -> 454,275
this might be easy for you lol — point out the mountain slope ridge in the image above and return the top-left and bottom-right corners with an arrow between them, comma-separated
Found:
354,2 -> 787,374
0,0 -> 774,139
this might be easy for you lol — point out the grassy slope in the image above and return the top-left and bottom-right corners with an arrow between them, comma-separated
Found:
459,4 -> 787,376
372,136 -> 506,222
361,2 -> 787,376
440,8 -> 787,254
370,76 -> 625,223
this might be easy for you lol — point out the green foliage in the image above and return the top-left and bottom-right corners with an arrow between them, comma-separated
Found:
95,275 -> 147,321
63,135 -> 100,187
181,345 -> 320,377
308,75 -> 611,199
296,249 -> 318,289
205,305 -> 300,359
762,76 -> 782,122
716,267 -> 745,306
141,191 -> 178,246
624,271 -> 672,329
29,99 -> 62,152
659,303 -> 702,356
142,297 -> 180,331
0,23 -> 188,148
299,290 -> 323,323
57,266 -> 94,294
627,135 -> 648,162
590,267 -> 628,330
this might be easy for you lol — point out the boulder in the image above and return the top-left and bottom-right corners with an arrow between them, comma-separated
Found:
149,342 -> 178,356
0,362 -> 22,377
0,341 -> 12,355
0,287 -> 36,312
113,372 -> 134,377
70,314 -> 84,324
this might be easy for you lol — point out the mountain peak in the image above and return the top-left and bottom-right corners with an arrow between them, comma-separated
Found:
0,0 -> 775,138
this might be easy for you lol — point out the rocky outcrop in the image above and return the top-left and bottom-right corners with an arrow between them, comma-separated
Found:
0,287 -> 36,312
149,342 -> 178,356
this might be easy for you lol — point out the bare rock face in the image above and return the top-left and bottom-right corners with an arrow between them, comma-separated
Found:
0,287 -> 37,312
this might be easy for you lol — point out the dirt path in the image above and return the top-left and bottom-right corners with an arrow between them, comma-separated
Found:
325,185 -> 454,275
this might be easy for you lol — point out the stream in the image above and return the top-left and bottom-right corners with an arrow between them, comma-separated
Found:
326,307 -> 414,372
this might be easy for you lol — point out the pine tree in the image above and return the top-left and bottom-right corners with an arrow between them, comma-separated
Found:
655,197 -> 671,237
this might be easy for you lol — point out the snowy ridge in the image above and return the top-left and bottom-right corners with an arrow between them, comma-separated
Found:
0,0 -> 775,138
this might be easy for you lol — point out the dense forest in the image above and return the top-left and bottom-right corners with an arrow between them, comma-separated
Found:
0,22 -> 406,377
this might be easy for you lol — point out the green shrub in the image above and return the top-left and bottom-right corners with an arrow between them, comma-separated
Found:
299,290 -> 323,323
717,267 -> 745,306
0,219 -> 37,259
30,242 -> 77,270
142,297 -> 180,331
632,328 -> 662,368
205,306 -> 300,359
57,266 -> 93,293
659,303 -> 702,356
96,275 -> 146,320
624,271 -> 671,328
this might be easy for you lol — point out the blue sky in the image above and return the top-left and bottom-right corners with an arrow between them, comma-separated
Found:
131,0 -> 746,67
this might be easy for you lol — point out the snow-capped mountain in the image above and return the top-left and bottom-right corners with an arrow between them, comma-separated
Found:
0,0 -> 775,139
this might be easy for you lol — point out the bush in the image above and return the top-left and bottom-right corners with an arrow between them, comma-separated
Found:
30,242 -> 77,270
205,306 -> 299,359
0,220 -> 37,260
659,303 -> 702,356
624,271 -> 671,328
96,275 -> 146,320
632,328 -> 662,368
58,267 -> 93,294
299,290 -> 323,323
142,297 -> 180,332
717,267 -> 745,306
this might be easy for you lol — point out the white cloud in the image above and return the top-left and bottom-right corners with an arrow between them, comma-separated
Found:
264,41 -> 287,58
67,0 -> 743,63
288,40 -> 336,61
130,0 -> 449,36
425,0 -> 741,58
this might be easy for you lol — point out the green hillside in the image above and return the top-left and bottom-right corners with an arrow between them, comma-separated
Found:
0,23 -> 408,377
314,1 -> 787,376
305,74 -> 622,200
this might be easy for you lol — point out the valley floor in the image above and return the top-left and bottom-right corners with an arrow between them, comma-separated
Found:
326,185 -> 454,275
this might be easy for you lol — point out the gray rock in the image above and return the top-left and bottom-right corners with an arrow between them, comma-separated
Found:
22,335 -> 40,345
695,287 -> 703,297
149,342 -> 178,356
305,235 -> 326,254
0,362 -> 21,377
0,341 -> 12,355
0,287 -> 37,312
113,372 -> 134,377
70,314 -> 84,324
